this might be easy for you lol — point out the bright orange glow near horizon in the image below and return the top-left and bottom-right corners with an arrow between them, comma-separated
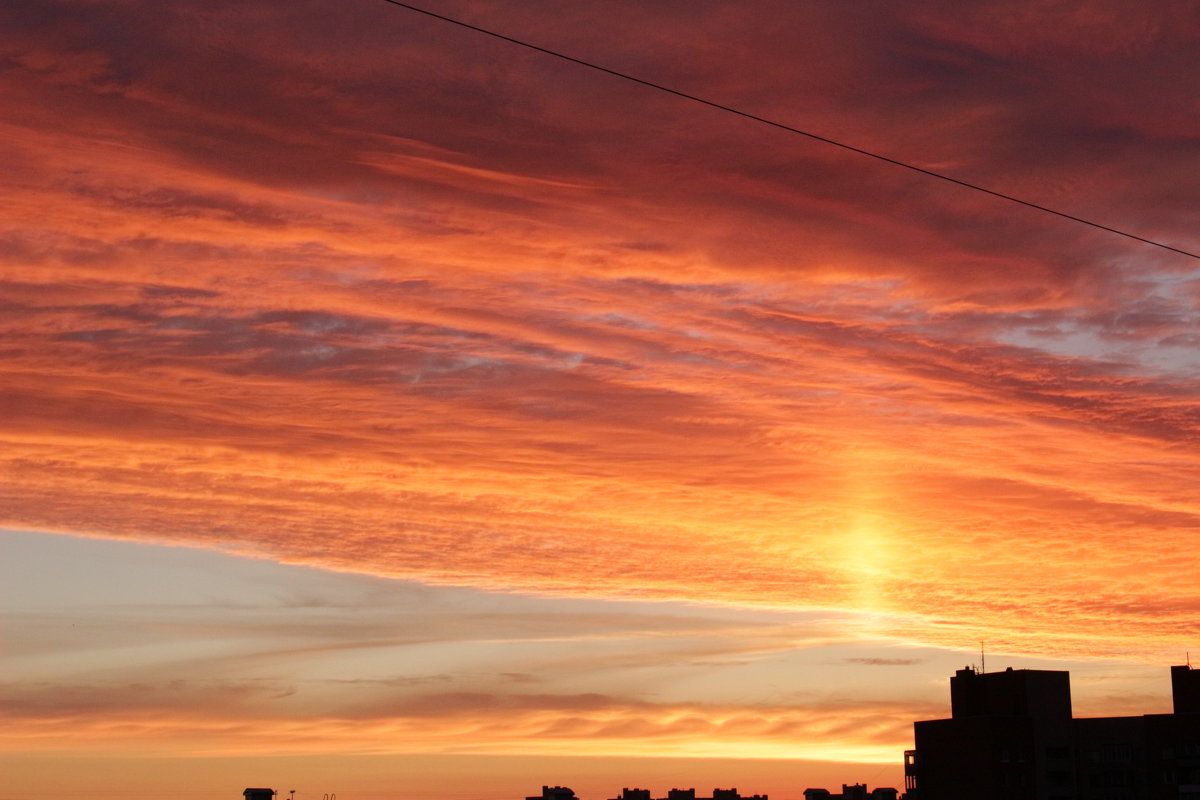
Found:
2,1 -> 1199,798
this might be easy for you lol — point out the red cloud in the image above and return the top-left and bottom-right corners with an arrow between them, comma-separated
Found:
3,0 -> 1199,665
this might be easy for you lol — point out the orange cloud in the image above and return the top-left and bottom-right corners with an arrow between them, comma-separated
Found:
3,0 -> 1199,672
0,696 -> 931,763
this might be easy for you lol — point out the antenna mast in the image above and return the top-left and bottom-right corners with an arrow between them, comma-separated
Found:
981,642 -> 986,674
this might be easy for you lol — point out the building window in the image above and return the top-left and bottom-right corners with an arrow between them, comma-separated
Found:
1101,743 -> 1133,763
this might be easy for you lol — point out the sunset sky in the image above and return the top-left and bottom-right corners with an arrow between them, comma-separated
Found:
3,1 -> 1199,798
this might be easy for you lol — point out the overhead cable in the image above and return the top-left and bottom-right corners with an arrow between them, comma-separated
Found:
378,0 -> 1198,260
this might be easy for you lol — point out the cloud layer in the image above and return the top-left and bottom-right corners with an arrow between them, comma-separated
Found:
3,0 -> 1200,671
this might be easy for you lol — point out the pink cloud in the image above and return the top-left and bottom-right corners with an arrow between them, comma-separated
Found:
3,0 -> 1199,666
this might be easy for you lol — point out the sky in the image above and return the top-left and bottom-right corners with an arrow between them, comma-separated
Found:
2,0 -> 1199,798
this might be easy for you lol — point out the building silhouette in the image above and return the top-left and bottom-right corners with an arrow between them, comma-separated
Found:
802,784 -> 898,799
605,788 -> 766,800
609,790 -> 652,800
905,664 -> 1200,800
528,787 -> 580,800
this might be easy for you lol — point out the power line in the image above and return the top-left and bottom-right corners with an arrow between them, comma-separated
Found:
377,0 -> 1198,260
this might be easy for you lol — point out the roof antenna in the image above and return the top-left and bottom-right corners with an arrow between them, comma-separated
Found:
981,642 -> 986,674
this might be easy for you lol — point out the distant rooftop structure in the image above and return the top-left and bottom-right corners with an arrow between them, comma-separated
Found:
802,785 -> 898,800
610,790 -> 651,800
243,790 -> 276,800
528,786 -> 579,800
600,788 -> 766,800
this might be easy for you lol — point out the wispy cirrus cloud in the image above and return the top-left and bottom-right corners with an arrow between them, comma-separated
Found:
3,0 -> 1199,672
0,691 -> 933,763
